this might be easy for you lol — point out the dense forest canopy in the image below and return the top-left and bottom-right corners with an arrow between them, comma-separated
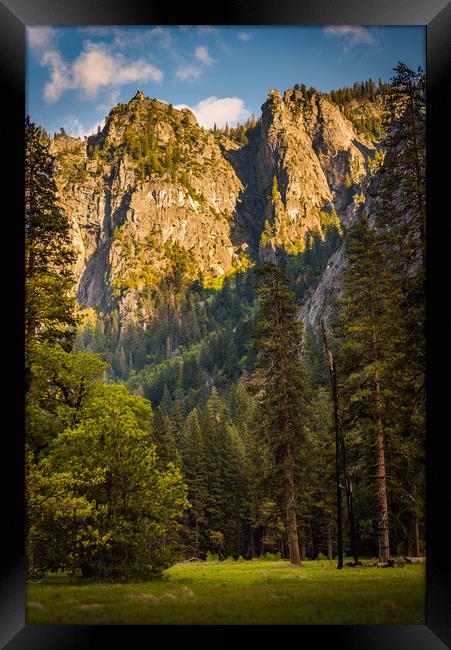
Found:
25,63 -> 425,580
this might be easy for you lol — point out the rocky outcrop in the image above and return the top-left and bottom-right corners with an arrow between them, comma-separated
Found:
223,86 -> 376,259
51,92 -> 245,322
51,86 -> 380,326
298,149 -> 384,330
299,243 -> 347,329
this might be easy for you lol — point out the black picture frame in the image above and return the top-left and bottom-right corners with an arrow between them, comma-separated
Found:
1,1 -> 450,647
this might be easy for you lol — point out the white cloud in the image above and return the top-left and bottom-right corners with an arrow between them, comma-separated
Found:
324,25 -> 377,50
176,45 -> 214,83
42,49 -> 71,103
113,26 -> 173,50
238,32 -> 253,42
35,40 -> 163,103
175,96 -> 251,129
72,43 -> 163,99
175,65 -> 202,82
27,26 -> 58,52
195,45 -> 214,66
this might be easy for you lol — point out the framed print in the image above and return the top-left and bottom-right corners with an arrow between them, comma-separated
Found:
1,0 -> 450,647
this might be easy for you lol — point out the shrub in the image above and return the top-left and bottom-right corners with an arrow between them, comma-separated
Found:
206,551 -> 219,562
261,552 -> 282,561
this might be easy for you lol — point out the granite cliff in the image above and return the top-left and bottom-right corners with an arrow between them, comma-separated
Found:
50,86 -> 380,328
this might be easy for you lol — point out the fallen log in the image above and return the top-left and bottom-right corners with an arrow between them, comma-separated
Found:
403,556 -> 426,564
377,560 -> 395,568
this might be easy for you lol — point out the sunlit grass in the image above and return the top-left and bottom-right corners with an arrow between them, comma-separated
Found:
26,559 -> 425,625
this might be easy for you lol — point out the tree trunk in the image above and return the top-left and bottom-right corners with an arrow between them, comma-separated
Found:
410,516 -> 420,557
308,525 -> 315,560
300,539 -> 306,562
343,472 -> 359,565
327,521 -> 333,561
26,540 -> 34,581
250,527 -> 256,558
374,374 -> 390,563
283,446 -> 301,565
321,321 -> 343,569
335,436 -> 344,569
321,321 -> 360,565
194,516 -> 199,556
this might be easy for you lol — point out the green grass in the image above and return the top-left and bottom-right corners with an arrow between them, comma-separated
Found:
26,559 -> 425,625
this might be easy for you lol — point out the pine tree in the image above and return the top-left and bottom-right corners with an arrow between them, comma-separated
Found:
252,262 -> 309,565
373,62 -> 426,555
25,117 -> 77,399
180,408 -> 208,555
260,219 -> 273,248
337,215 -> 392,563
271,175 -> 279,203
152,406 -> 179,469
380,63 -> 426,264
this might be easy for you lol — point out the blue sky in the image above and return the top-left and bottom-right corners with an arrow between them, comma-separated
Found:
26,25 -> 425,137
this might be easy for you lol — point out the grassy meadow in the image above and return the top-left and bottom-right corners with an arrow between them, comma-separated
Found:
26,559 -> 425,625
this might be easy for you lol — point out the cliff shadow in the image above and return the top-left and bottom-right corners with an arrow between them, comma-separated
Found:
78,189 -> 132,309
223,136 -> 266,257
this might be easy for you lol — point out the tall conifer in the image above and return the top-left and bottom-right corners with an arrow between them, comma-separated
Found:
253,262 -> 308,565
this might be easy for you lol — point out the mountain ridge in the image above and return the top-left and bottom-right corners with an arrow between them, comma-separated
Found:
50,84 -> 382,329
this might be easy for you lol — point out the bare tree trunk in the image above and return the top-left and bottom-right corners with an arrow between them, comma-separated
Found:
321,321 -> 343,568
341,455 -> 359,565
321,321 -> 360,565
283,446 -> 301,565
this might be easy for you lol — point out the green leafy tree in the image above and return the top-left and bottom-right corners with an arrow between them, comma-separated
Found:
27,343 -> 106,453
25,450 -> 101,580
44,384 -> 190,579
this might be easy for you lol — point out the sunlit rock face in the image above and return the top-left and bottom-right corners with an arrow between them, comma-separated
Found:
51,86 -> 378,326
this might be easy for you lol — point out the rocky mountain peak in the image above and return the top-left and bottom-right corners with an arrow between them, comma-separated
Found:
133,89 -> 146,101
51,84 -> 382,328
